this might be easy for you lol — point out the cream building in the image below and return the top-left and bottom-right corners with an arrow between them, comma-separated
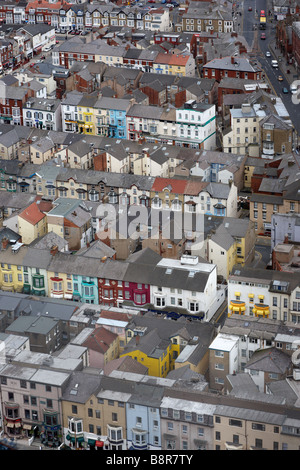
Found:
222,103 -> 264,157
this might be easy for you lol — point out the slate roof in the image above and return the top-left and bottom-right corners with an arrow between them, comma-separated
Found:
61,370 -> 102,404
245,347 -> 292,375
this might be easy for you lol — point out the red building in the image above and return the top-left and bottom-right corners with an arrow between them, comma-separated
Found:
154,32 -> 181,46
0,40 -> 13,69
123,281 -> 151,307
292,22 -> 300,72
0,84 -> 29,125
276,19 -> 293,61
217,77 -> 263,109
203,56 -> 262,82
24,0 -> 71,25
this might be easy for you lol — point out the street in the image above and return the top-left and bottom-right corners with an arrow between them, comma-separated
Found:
240,0 -> 300,138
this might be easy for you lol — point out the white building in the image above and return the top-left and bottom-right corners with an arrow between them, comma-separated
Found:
149,255 -> 225,321
184,181 -> 238,218
176,100 -> 216,150
227,266 -> 300,323
61,91 -> 83,133
23,97 -> 61,131
17,25 -> 56,56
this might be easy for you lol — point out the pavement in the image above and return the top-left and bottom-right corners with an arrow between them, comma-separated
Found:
268,39 -> 299,86
0,436 -> 59,450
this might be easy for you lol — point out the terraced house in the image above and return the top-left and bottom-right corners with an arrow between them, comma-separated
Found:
178,5 -> 233,33
94,96 -> 134,139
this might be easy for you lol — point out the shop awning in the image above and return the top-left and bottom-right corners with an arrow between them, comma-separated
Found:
95,441 -> 104,447
23,424 -> 32,430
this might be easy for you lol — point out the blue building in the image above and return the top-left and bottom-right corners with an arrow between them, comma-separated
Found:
95,97 -> 133,139
72,274 -> 99,304
126,382 -> 164,451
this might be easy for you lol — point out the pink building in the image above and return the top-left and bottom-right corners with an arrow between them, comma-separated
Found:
82,327 -> 119,369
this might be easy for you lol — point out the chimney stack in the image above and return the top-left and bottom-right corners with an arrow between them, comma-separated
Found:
50,245 -> 58,256
1,237 -> 9,250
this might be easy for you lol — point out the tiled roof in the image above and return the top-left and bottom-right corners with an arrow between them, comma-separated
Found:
83,327 -> 118,354
155,52 -> 191,66
151,177 -> 187,194
19,201 -> 46,226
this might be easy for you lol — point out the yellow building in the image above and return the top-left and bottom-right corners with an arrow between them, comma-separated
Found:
18,200 -> 49,245
75,95 -> 98,135
206,219 -> 256,279
0,241 -> 27,293
46,267 -> 73,300
120,328 -> 180,378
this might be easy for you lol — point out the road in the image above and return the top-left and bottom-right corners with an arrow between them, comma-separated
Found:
240,0 -> 300,137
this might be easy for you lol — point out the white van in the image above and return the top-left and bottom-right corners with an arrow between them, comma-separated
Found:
291,84 -> 298,94
271,60 -> 278,68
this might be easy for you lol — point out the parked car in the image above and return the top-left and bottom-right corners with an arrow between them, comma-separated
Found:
248,6 -> 252,11
278,75 -> 284,81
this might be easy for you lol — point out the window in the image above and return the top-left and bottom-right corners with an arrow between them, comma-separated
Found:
252,423 -> 265,431
229,419 -> 242,427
